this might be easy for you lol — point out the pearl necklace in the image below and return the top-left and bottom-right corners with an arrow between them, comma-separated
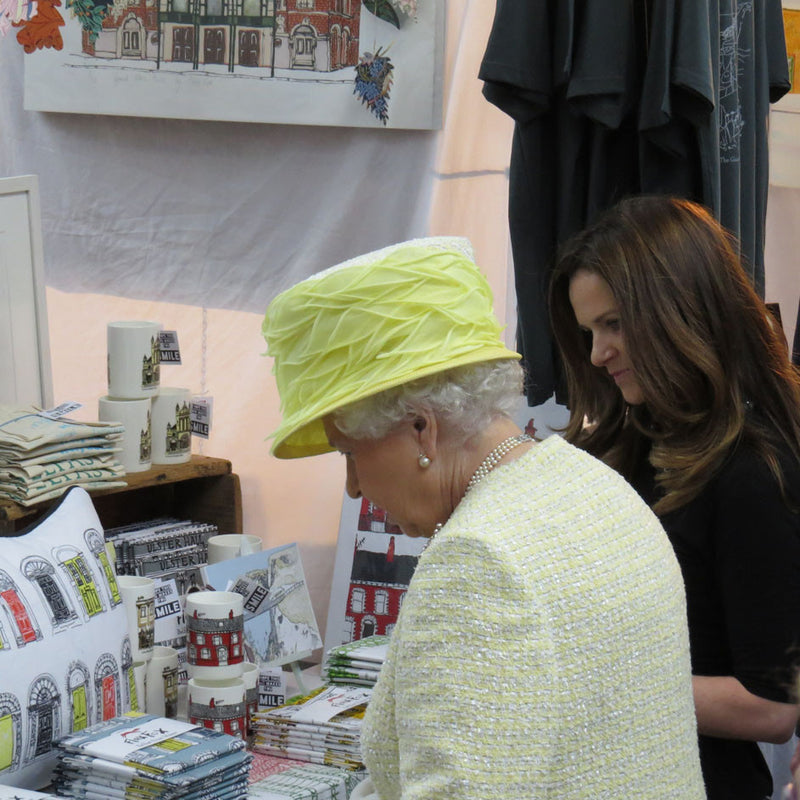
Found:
465,433 -> 533,494
429,432 -> 533,541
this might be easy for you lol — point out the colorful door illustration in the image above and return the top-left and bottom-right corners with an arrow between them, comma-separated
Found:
0,711 -> 16,771
1,590 -> 37,644
128,668 -> 139,712
173,27 -> 194,62
102,674 -> 116,720
85,530 -> 122,607
67,664 -> 92,733
62,557 -> 103,617
239,30 -> 259,67
28,677 -> 60,759
23,557 -> 78,630
291,25 -> 315,69
38,573 -> 75,624
122,17 -> 142,57
71,685 -> 87,732
204,28 -> 225,64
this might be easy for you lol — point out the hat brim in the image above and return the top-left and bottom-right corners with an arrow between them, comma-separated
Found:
270,346 -> 520,458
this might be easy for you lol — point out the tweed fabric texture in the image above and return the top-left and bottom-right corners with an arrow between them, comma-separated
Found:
361,436 -> 706,800
262,237 -> 519,459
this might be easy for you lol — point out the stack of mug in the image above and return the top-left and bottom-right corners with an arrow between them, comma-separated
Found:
99,320 -> 192,474
185,590 -> 259,740
117,574 -> 181,719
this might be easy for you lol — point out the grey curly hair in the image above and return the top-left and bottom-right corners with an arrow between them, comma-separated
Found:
332,359 -> 524,442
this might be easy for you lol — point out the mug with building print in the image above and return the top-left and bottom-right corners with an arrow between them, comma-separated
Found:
98,395 -> 152,473
107,320 -> 162,399
184,590 -> 245,679
145,645 -> 180,718
151,387 -> 192,465
187,677 -> 247,739
117,575 -> 155,662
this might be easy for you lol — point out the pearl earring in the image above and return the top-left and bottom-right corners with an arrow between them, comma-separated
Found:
418,454 -> 431,468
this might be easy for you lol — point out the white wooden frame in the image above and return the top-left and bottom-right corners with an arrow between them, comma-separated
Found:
0,174 -> 53,409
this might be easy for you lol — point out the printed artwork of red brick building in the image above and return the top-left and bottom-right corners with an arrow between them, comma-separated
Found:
80,0 -> 360,73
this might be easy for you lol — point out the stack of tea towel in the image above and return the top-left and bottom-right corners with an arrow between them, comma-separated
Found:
52,714 -> 251,800
0,405 -> 126,506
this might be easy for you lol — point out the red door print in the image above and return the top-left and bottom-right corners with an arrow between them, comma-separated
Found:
102,674 -> 117,720
1,590 -> 36,643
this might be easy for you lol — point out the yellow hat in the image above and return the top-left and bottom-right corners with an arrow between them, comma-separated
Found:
262,236 -> 520,459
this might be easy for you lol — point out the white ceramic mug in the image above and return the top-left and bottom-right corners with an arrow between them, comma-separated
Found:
107,320 -> 161,399
240,534 -> 263,556
145,645 -> 180,718
187,677 -> 247,738
184,590 -> 245,679
117,575 -> 155,662
151,387 -> 192,465
98,396 -> 152,473
207,534 -> 262,564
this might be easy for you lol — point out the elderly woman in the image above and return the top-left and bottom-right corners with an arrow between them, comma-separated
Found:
262,237 -> 705,799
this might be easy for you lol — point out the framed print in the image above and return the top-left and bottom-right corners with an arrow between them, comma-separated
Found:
0,175 -> 54,410
23,0 -> 445,129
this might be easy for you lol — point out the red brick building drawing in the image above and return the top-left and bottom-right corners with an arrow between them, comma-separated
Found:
187,608 -> 244,669
82,0 -> 360,73
345,535 -> 417,641
189,694 -> 246,737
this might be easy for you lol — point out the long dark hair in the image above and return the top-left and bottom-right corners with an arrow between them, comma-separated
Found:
549,195 -> 800,513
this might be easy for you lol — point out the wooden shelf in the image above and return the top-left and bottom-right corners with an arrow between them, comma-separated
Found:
0,455 -> 242,536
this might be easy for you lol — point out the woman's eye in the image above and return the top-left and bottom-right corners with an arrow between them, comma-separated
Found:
606,318 -> 621,331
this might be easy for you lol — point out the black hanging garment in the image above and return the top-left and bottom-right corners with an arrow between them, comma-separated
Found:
479,0 -> 790,406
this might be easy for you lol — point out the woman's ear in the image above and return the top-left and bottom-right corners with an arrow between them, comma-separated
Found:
412,410 -> 438,459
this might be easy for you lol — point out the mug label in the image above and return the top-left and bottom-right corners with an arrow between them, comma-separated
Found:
190,397 -> 213,439
158,330 -> 182,364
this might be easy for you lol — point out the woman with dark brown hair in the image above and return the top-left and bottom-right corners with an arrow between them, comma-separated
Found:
550,195 -> 800,800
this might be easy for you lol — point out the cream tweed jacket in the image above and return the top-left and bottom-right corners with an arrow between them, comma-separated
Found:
360,435 -> 706,800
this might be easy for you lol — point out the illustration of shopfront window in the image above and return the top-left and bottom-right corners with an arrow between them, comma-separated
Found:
0,693 -> 22,773
0,571 -> 42,646
94,654 -> 120,721
22,556 -> 78,631
84,529 -> 122,607
26,676 -> 60,760
55,547 -> 104,619
66,663 -> 91,732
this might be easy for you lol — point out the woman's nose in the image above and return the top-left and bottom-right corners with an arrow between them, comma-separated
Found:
345,459 -> 361,499
590,335 -> 613,367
